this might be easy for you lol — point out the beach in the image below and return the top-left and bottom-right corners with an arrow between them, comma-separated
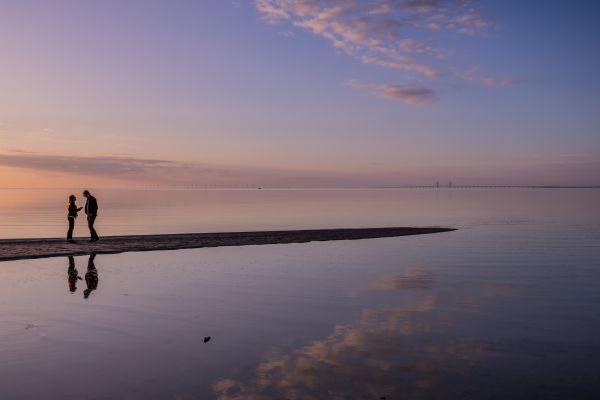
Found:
0,227 -> 454,261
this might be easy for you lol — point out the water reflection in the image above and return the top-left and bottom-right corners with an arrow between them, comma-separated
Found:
376,269 -> 434,290
84,253 -> 99,299
67,256 -> 82,293
349,269 -> 435,298
66,254 -> 99,299
213,273 -> 514,400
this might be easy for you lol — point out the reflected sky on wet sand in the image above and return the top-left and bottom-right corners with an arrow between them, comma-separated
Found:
1,214 -> 599,399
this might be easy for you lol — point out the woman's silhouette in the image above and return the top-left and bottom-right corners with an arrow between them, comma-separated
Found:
67,195 -> 83,243
67,256 -> 82,292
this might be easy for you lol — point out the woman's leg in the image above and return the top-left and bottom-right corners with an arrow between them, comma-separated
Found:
67,217 -> 74,241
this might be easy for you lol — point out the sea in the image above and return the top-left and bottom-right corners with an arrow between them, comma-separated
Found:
0,188 -> 599,399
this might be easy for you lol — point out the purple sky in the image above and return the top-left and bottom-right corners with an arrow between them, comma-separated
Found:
0,0 -> 598,187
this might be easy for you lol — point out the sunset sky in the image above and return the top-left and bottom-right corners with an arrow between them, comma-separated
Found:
0,0 -> 598,187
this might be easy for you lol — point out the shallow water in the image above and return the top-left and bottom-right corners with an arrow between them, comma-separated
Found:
0,188 -> 598,238
1,189 -> 599,399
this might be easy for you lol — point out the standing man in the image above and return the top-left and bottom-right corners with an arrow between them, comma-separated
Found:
83,190 -> 100,242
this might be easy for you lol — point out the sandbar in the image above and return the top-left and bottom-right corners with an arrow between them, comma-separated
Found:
0,227 -> 455,262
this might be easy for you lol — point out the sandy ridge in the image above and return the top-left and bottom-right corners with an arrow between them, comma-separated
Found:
0,227 -> 455,262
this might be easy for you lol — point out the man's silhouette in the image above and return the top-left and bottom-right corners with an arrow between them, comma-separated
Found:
83,190 -> 99,242
84,253 -> 99,299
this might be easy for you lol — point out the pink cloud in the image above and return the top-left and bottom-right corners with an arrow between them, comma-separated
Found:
255,1 -> 507,102
255,0 -> 489,79
345,79 -> 435,105
454,67 -> 519,87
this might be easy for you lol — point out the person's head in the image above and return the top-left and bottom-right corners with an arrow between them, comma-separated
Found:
68,194 -> 76,204
83,190 -> 90,198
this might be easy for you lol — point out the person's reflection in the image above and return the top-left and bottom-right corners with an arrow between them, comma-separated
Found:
84,253 -> 99,299
67,256 -> 82,293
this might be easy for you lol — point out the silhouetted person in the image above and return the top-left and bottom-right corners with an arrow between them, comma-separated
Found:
83,190 -> 99,242
67,256 -> 82,293
84,253 -> 98,299
66,194 -> 83,243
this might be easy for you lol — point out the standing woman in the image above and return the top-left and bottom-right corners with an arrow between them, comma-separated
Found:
67,195 -> 82,243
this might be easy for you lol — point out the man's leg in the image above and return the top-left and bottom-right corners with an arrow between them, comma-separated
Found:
87,215 -> 99,241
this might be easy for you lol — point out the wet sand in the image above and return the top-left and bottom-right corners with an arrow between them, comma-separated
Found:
0,227 -> 454,262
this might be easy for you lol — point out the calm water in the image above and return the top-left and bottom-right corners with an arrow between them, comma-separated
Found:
0,189 -> 599,399
0,188 -> 597,238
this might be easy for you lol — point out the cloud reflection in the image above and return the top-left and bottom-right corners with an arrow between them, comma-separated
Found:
376,269 -> 435,290
213,272 -> 514,399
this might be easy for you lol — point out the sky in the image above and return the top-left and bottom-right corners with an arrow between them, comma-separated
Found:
0,0 -> 599,187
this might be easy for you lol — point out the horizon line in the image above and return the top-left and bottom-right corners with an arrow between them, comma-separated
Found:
1,185 -> 599,191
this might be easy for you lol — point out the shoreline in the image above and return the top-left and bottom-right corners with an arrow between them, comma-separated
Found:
0,227 -> 455,262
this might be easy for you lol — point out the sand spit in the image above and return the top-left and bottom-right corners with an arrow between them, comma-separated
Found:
0,227 -> 455,262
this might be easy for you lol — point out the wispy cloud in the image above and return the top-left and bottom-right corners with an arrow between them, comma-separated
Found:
345,79 -> 435,105
256,0 -> 495,103
1,151 -> 597,187
453,67 -> 519,87
278,29 -> 295,37
0,152 -> 371,187
480,76 -> 516,87
0,153 -> 190,177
